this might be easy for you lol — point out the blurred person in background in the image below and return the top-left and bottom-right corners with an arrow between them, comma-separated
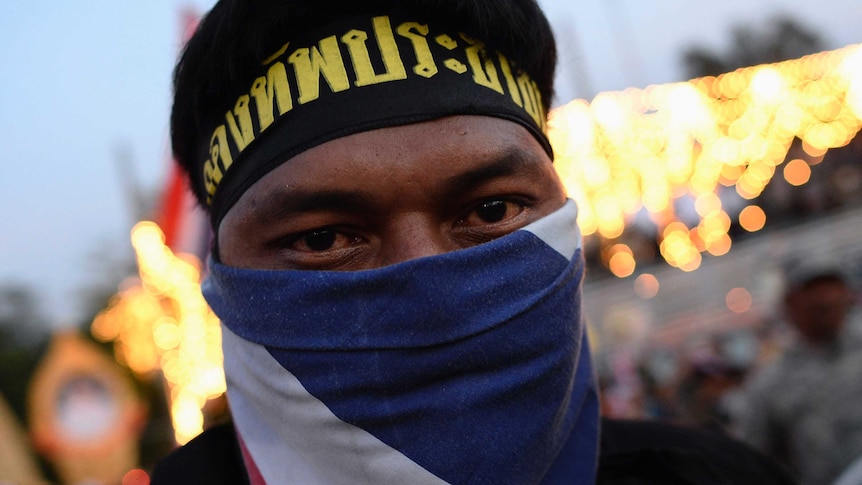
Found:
676,353 -> 748,432
735,259 -> 862,485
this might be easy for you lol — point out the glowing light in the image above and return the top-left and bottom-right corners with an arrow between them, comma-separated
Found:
706,233 -> 732,256
739,205 -> 767,232
122,469 -> 150,485
547,43 -> 862,275
91,222 -> 225,445
726,287 -> 753,313
608,244 -> 636,278
697,210 -> 731,244
694,192 -> 722,217
633,274 -> 659,299
679,252 -> 702,272
802,140 -> 828,157
750,66 -> 786,104
784,158 -> 812,186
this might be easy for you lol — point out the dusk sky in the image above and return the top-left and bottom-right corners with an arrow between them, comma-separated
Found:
1,0 -> 860,325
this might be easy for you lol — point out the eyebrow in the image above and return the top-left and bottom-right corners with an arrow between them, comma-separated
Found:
440,146 -> 548,201
251,189 -> 378,225
248,145 -> 548,223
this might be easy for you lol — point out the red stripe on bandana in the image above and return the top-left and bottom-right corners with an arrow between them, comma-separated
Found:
237,429 -> 267,485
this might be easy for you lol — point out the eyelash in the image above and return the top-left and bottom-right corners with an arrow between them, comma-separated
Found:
276,195 -> 534,257
280,226 -> 361,253
457,197 -> 531,225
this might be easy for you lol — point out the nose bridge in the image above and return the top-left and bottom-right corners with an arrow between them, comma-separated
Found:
382,212 -> 451,265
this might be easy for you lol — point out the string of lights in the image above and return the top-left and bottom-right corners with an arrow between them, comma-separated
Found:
550,43 -> 862,276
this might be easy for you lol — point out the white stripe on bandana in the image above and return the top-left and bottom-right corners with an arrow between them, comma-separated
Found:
223,325 -> 450,485
520,199 -> 581,260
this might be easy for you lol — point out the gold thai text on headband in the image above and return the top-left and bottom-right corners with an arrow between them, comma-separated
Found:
198,11 -> 552,226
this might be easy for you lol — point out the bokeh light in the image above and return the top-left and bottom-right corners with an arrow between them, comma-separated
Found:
633,273 -> 660,299
783,158 -> 812,186
739,205 -> 767,232
549,43 -> 862,275
91,222 -> 225,445
121,469 -> 150,485
726,287 -> 753,313
608,244 -> 636,278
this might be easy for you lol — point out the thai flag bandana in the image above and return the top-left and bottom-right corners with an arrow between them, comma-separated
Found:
203,200 -> 599,484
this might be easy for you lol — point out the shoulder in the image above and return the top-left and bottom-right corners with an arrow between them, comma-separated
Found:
150,422 -> 248,485
598,418 -> 797,485
740,355 -> 793,405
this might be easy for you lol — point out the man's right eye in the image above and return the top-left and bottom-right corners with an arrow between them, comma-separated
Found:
474,200 -> 511,223
288,228 -> 361,254
302,229 -> 337,251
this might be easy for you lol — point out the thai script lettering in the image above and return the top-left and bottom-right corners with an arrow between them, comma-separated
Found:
203,15 -> 547,202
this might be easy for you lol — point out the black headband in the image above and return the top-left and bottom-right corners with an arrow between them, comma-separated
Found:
198,11 -> 553,228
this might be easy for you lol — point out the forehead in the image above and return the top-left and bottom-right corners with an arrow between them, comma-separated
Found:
224,115 -> 554,213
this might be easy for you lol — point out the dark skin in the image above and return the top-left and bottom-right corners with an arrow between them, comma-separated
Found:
218,115 -> 567,271
784,277 -> 853,345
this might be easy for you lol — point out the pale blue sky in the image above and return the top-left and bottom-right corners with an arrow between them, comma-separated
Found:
1,0 -> 860,325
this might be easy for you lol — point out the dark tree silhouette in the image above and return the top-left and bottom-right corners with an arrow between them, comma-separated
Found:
0,284 -> 49,349
683,15 -> 825,78
679,14 -> 862,228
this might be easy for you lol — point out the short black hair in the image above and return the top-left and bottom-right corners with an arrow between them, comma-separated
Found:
170,0 -> 557,207
782,259 -> 848,297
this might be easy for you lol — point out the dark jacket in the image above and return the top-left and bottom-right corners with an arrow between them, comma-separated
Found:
151,418 -> 796,485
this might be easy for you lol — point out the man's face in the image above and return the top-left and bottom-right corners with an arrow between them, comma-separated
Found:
785,278 -> 852,344
218,115 -> 567,271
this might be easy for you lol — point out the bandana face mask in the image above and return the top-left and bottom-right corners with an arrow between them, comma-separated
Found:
203,201 -> 599,485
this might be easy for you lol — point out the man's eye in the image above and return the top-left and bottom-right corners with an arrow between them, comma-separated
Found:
302,229 -> 337,251
475,200 -> 510,223
458,199 -> 525,228
274,227 -> 366,269
290,228 -> 359,253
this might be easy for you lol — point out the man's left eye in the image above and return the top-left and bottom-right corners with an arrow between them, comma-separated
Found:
475,200 -> 510,223
460,199 -> 524,227
302,229 -> 338,251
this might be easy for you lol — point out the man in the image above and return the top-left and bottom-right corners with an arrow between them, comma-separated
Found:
737,260 -> 862,485
153,1 -> 796,483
